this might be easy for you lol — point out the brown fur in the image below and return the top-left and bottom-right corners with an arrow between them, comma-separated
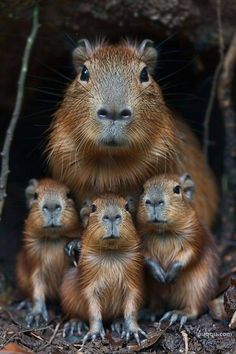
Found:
61,194 -> 143,324
47,40 -> 218,226
16,178 -> 81,301
137,175 -> 219,318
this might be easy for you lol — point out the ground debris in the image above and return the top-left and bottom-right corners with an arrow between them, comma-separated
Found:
224,277 -> 236,316
0,304 -> 236,353
0,343 -> 34,353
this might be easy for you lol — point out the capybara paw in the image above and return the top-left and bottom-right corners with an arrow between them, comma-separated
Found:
25,305 -> 48,328
160,309 -> 196,329
82,327 -> 106,344
64,239 -> 81,257
145,259 -> 166,284
16,299 -> 32,311
63,319 -> 88,337
165,261 -> 183,284
152,267 -> 166,284
121,323 -> 147,345
111,319 -> 125,335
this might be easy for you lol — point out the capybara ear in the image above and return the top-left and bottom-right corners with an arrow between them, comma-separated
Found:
25,179 -> 39,209
180,174 -> 195,201
73,39 -> 93,72
138,39 -> 158,72
80,199 -> 93,228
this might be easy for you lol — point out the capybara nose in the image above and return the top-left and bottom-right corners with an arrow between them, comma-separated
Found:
43,203 -> 62,214
119,109 -> 132,120
157,200 -> 164,206
97,108 -> 109,120
102,214 -> 121,223
97,108 -> 132,121
114,214 -> 122,224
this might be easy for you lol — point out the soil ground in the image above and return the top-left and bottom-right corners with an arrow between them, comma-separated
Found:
0,308 -> 235,353
0,245 -> 235,354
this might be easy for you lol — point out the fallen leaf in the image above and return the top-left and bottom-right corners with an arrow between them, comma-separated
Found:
208,294 -> 229,320
127,324 -> 169,352
0,343 -> 34,353
229,310 -> 236,329
224,276 -> 236,316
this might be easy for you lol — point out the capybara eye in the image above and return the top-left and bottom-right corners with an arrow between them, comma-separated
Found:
125,203 -> 129,211
91,204 -> 97,213
145,199 -> 151,205
173,185 -> 181,194
140,67 -> 149,83
67,191 -> 75,200
80,65 -> 90,82
34,192 -> 38,200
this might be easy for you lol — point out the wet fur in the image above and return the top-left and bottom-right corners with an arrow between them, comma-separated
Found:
47,40 -> 218,226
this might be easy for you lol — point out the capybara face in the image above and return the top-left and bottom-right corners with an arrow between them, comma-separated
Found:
80,194 -> 137,248
59,39 -> 171,154
137,174 -> 195,230
27,179 -> 78,232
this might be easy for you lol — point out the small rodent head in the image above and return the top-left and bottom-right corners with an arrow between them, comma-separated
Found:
26,178 -> 78,233
80,194 -> 137,248
54,39 -> 173,157
137,174 -> 195,231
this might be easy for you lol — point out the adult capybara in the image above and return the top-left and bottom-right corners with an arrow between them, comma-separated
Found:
47,39 -> 218,226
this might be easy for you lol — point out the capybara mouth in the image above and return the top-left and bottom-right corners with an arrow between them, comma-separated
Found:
148,219 -> 168,224
43,223 -> 63,229
103,139 -> 120,147
103,234 -> 120,240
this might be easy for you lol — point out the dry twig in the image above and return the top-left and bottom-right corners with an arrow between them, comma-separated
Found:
36,321 -> 61,352
181,330 -> 189,354
0,3 -> 40,221
218,30 -> 236,241
203,0 -> 224,163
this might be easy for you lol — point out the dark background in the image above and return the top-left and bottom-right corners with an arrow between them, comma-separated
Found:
0,0 -> 233,279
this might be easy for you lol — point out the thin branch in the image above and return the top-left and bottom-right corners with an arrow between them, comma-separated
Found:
181,330 -> 189,354
203,61 -> 223,163
217,0 -> 225,58
218,30 -> 236,241
36,321 -> 61,352
0,3 -> 40,221
203,0 -> 224,163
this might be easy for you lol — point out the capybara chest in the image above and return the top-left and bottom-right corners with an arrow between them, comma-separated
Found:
38,240 -> 68,299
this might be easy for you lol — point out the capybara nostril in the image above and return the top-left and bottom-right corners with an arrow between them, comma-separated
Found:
97,108 -> 109,120
43,203 -> 62,213
43,205 -> 48,212
157,200 -> 164,206
103,215 -> 110,222
55,204 -> 62,211
120,109 -> 132,119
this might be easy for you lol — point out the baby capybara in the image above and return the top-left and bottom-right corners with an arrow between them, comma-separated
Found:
61,194 -> 146,344
137,174 -> 219,326
16,178 -> 81,327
